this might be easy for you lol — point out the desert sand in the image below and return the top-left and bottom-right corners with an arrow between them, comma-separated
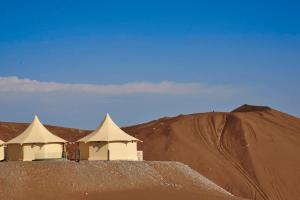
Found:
124,105 -> 300,200
0,105 -> 299,200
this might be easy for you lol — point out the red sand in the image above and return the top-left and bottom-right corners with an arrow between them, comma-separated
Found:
124,105 -> 300,200
0,105 -> 299,200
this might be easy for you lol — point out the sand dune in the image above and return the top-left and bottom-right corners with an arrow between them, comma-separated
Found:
124,105 -> 300,200
0,105 -> 299,200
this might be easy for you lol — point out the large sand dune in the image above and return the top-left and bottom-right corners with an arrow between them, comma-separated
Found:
0,105 -> 299,200
124,105 -> 300,200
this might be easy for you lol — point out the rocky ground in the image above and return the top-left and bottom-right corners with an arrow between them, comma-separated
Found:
0,160 -> 243,200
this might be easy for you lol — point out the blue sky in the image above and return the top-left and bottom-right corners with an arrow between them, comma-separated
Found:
0,1 -> 299,129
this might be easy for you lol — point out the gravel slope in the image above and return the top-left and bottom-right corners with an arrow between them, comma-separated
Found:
0,161 -> 243,200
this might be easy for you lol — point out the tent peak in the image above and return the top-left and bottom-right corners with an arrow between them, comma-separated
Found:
6,114 -> 66,144
103,113 -> 114,124
77,113 -> 141,142
32,115 -> 42,124
105,113 -> 111,118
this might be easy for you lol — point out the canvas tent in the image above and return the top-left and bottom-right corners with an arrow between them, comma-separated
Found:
6,115 -> 66,161
0,140 -> 4,161
77,113 -> 142,161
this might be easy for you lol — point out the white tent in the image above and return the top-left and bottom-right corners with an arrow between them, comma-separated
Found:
77,114 -> 142,160
0,139 -> 4,161
6,115 -> 66,161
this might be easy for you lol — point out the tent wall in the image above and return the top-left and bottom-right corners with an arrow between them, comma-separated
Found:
88,142 -> 108,160
78,142 -> 89,160
79,142 -> 108,160
79,141 -> 138,161
8,143 -> 63,161
0,145 -> 4,161
22,143 -> 63,161
108,141 -> 138,160
137,151 -> 143,161
7,144 -> 23,161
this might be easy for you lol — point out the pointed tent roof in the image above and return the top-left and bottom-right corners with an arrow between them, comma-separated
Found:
6,115 -> 66,144
78,113 -> 141,143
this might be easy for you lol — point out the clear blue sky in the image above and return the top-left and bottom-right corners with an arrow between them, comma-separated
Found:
0,1 -> 299,129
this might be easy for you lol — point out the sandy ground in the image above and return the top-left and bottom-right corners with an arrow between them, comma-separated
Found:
1,104 -> 299,200
0,161 -> 242,200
